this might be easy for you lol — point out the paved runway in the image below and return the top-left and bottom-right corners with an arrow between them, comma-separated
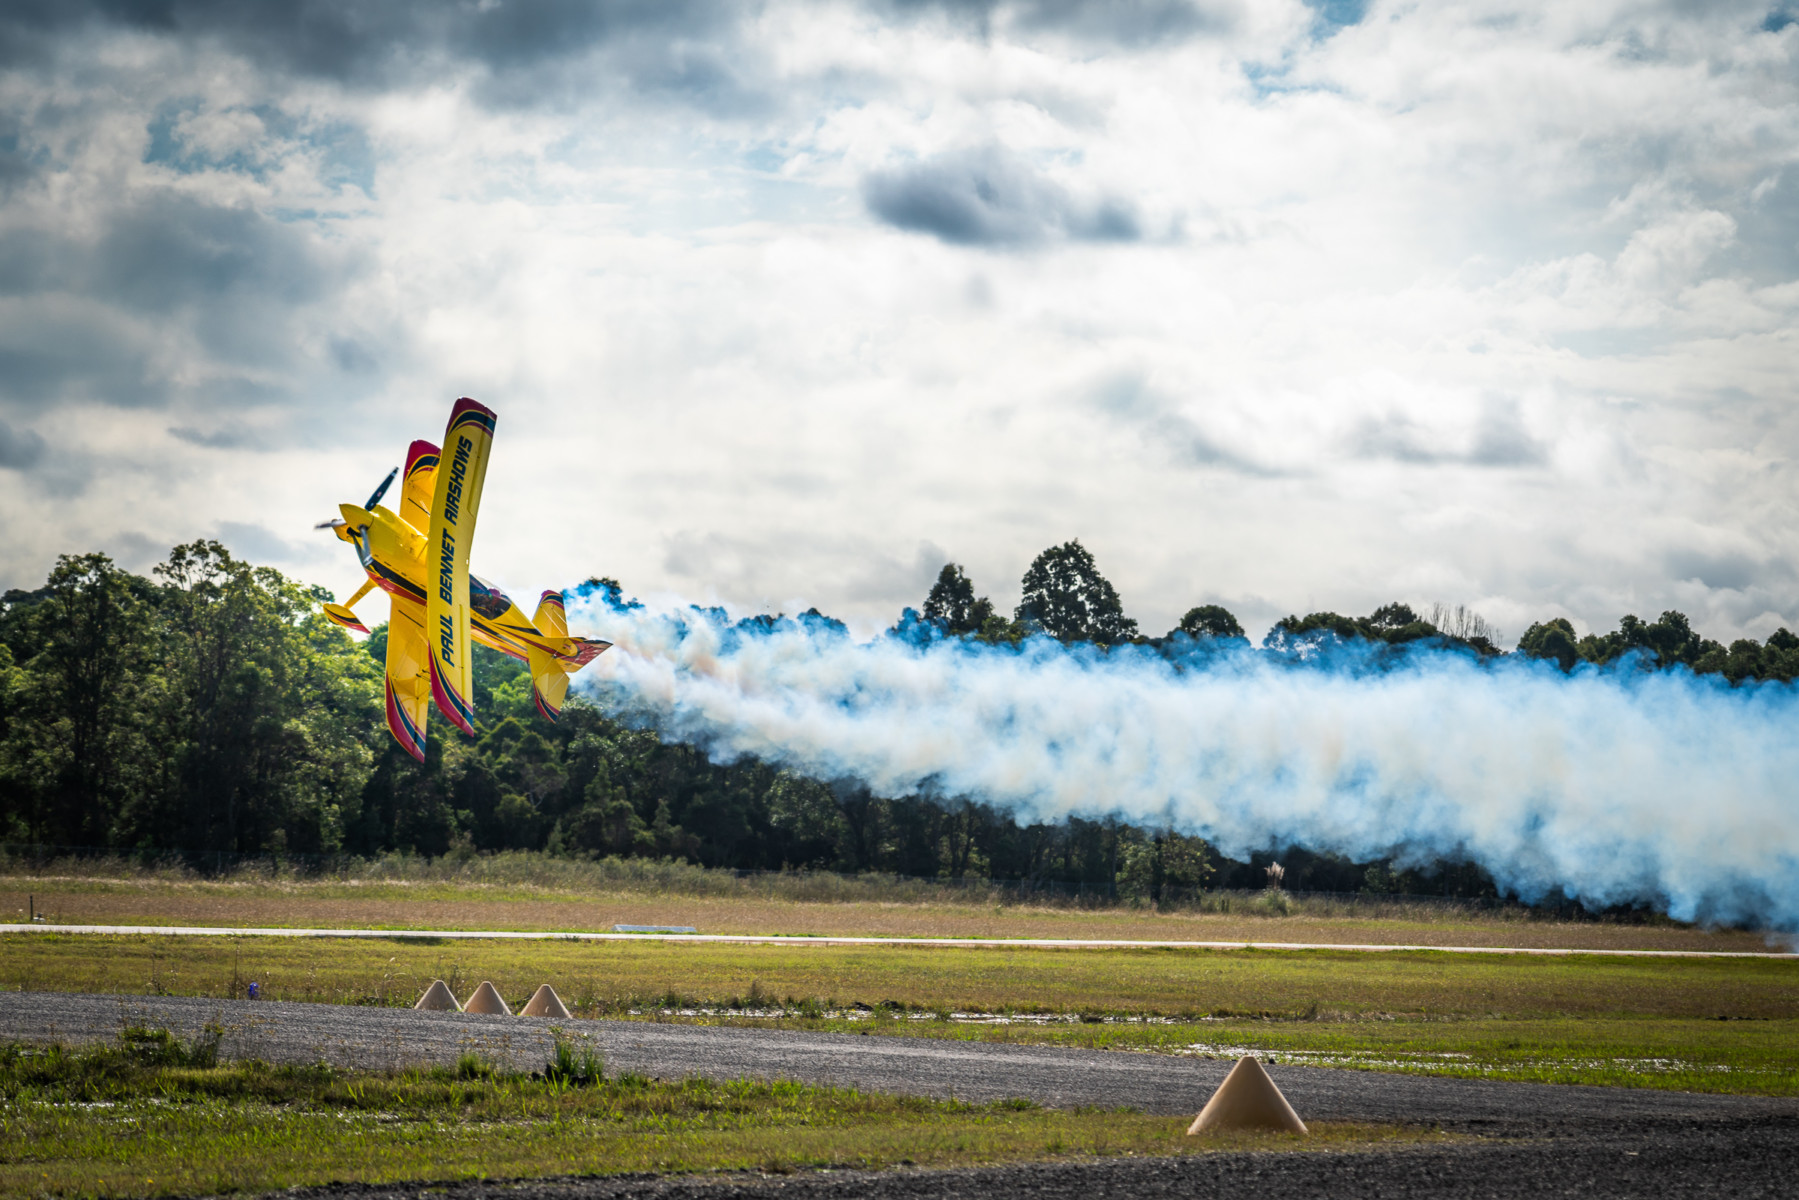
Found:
2,990 -> 1791,1135
3,924 -> 1792,957
9,991 -> 1794,1199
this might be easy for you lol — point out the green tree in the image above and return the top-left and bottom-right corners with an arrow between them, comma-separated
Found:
1576,611 -> 1720,671
1267,611 -> 1359,647
4,554 -> 158,846
0,644 -> 22,838
1014,540 -> 1138,645
1118,830 -> 1213,903
1517,618 -> 1580,671
922,564 -> 996,636
1173,604 -> 1244,640
1761,628 -> 1799,682
1270,603 -> 1443,650
153,541 -> 379,855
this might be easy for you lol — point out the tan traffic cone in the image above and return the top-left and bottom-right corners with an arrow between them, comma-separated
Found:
414,980 -> 462,1012
519,984 -> 571,1018
462,980 -> 512,1015
1187,1056 -> 1308,1135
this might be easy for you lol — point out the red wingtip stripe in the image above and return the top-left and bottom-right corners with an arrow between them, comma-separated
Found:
534,689 -> 560,724
428,656 -> 477,737
405,439 -> 441,477
450,397 -> 495,420
326,608 -> 372,636
385,681 -> 427,762
447,398 -> 497,437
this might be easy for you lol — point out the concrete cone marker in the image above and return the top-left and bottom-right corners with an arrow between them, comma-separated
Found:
463,981 -> 512,1015
1187,1056 -> 1308,1136
414,980 -> 462,1011
520,984 -> 571,1018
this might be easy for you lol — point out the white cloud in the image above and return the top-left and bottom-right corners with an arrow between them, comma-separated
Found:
0,0 -> 1795,647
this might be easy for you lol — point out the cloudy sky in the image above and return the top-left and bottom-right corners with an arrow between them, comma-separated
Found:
1,0 -> 1795,643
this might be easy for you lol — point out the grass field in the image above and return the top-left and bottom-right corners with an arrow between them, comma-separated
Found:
0,1030 -> 1432,1199
6,932 -> 1796,1095
3,869 -> 1781,953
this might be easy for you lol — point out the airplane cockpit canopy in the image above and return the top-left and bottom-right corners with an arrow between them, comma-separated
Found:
469,575 -> 513,621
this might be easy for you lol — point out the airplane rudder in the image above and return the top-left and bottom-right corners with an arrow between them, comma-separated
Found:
534,590 -> 569,638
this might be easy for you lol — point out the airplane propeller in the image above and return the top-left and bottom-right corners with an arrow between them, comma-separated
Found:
314,466 -> 397,531
365,466 -> 399,510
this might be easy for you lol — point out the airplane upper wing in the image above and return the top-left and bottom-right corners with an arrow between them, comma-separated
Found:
424,398 -> 497,737
385,593 -> 432,762
400,439 -> 440,534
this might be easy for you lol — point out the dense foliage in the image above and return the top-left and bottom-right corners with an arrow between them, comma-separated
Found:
3,539 -> 1793,904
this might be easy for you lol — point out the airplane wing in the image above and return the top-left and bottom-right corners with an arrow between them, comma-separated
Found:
424,398 -> 497,737
400,439 -> 439,533
385,593 -> 432,762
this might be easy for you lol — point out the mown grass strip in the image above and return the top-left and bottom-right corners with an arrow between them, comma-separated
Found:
5,933 -> 1794,1018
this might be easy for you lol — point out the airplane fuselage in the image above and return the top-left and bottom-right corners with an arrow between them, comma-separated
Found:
337,501 -> 599,669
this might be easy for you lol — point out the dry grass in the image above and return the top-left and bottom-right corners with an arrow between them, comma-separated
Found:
2,879 -> 1778,953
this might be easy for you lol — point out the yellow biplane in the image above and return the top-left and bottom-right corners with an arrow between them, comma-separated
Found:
319,398 -> 610,761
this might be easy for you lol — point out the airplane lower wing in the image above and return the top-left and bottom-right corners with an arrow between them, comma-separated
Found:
424,398 -> 497,737
385,593 -> 432,762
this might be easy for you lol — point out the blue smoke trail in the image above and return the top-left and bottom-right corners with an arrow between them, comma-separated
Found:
571,596 -> 1799,933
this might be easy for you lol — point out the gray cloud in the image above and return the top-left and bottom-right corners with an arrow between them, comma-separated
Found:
100,529 -> 170,574
1349,401 -> 1547,469
0,417 -> 45,469
879,0 -> 1241,46
0,186 -> 360,414
1,1 -> 756,111
663,529 -> 952,617
169,423 -> 268,450
215,519 -> 324,566
1090,372 -> 1278,476
863,146 -> 1141,246
1664,547 -> 1788,593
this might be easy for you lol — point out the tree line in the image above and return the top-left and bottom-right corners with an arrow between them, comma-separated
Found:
2,538 -> 1790,902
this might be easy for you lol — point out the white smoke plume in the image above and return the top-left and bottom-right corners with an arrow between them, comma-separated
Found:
571,597 -> 1799,934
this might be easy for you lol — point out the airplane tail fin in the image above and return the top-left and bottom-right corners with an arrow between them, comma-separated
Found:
526,589 -> 610,723
527,645 -> 571,723
534,590 -> 569,638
